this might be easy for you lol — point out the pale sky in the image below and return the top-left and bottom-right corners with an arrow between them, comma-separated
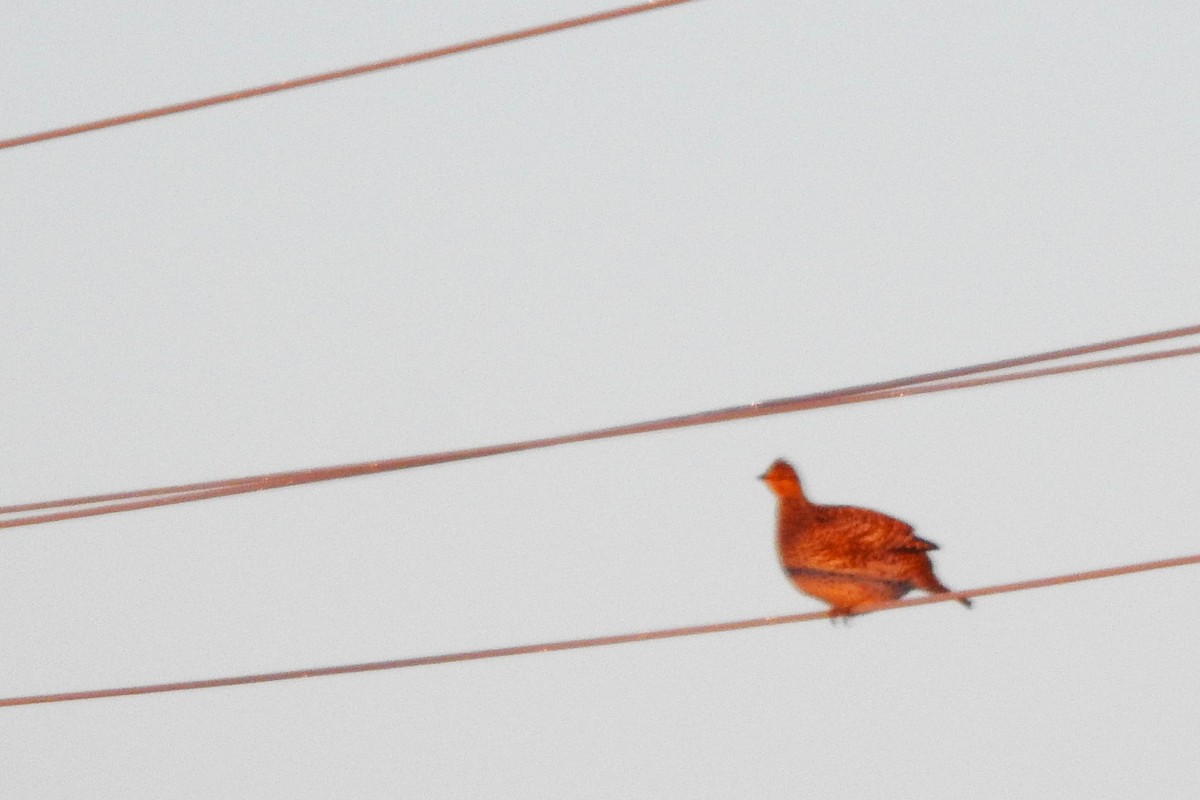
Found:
2,2 -> 1199,797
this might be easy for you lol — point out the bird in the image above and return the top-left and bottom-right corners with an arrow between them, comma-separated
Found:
759,458 -> 971,618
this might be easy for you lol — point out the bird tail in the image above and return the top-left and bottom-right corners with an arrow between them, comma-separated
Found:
939,586 -> 972,609
920,574 -> 973,609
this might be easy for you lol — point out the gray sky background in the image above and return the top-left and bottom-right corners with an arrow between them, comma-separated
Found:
2,2 -> 1198,797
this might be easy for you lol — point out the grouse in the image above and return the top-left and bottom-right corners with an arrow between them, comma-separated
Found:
760,458 -> 971,617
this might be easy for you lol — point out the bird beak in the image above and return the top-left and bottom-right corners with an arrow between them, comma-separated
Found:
756,472 -> 767,481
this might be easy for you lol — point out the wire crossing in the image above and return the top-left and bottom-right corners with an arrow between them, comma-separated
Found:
2,323 -> 1198,529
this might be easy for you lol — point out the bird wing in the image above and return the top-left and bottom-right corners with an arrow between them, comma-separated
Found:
779,505 -> 939,576
819,505 -> 938,551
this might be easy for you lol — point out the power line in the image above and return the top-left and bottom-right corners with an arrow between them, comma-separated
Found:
9,321 -> 1197,511
0,0 -> 701,151
2,552 -> 1195,708
2,324 -> 1198,530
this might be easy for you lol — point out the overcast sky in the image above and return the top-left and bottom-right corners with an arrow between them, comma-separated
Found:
2,2 -> 1198,797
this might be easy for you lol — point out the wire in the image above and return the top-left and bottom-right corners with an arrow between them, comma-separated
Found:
2,324 -> 1198,530
1,552 -> 1195,708
0,0 -> 701,151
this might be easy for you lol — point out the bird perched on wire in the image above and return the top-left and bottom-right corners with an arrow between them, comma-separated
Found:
759,458 -> 971,618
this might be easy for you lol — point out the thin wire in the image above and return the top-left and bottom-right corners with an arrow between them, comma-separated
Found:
0,0 -> 700,151
2,552 -> 1195,708
5,322 -> 1194,515
2,326 -> 1198,530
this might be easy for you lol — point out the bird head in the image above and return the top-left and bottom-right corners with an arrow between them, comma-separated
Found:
758,458 -> 804,499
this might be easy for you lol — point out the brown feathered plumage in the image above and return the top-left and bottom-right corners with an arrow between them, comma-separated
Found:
760,458 -> 971,617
